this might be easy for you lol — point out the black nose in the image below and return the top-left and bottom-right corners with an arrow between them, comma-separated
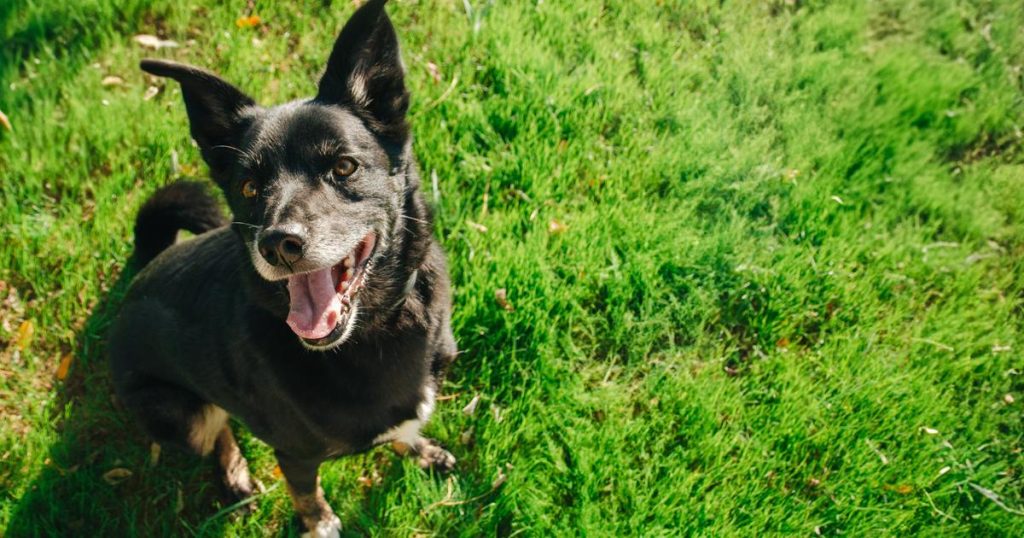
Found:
258,229 -> 305,266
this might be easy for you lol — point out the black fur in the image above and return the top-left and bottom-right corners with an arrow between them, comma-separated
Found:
133,181 -> 227,266
110,1 -> 456,532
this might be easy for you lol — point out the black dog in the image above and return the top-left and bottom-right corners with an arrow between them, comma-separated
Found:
108,1 -> 456,534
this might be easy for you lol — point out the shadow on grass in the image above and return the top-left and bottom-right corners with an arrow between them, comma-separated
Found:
4,262 -> 239,536
5,255 -> 433,537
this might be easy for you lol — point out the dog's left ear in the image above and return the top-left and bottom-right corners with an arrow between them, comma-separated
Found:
317,0 -> 409,144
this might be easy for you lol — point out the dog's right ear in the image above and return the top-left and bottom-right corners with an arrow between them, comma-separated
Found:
141,59 -> 256,182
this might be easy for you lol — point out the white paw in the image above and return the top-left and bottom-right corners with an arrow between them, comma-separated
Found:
301,513 -> 341,538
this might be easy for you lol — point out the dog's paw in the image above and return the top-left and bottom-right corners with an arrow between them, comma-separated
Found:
300,512 -> 341,538
219,459 -> 258,513
416,439 -> 456,473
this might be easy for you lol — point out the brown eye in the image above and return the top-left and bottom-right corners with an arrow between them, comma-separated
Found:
333,157 -> 358,178
241,180 -> 258,199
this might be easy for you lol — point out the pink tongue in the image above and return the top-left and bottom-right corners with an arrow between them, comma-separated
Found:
285,267 -> 342,340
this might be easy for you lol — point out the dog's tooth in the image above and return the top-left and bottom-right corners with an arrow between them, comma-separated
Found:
339,280 -> 349,293
342,269 -> 353,282
342,256 -> 354,269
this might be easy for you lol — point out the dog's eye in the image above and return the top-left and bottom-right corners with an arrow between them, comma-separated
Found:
241,180 -> 258,199
333,157 -> 358,178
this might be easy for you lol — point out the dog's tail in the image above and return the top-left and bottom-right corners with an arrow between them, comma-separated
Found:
133,181 -> 228,267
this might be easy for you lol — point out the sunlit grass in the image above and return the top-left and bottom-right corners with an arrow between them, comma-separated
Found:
1,0 -> 1023,535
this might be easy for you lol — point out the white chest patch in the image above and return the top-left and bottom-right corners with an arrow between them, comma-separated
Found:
372,418 -> 422,446
372,385 -> 437,446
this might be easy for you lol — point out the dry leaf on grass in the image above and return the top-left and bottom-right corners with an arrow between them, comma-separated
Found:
15,320 -> 33,350
466,220 -> 488,233
143,86 -> 160,101
425,61 -> 442,84
150,442 -> 161,467
55,353 -> 74,380
133,34 -> 179,50
491,466 -> 508,489
103,467 -> 133,485
462,394 -> 480,416
236,15 -> 262,28
101,76 -> 124,87
548,219 -> 567,234
884,484 -> 913,495
494,288 -> 514,312
0,109 -> 11,131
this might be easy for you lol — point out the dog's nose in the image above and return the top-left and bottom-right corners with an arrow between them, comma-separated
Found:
258,229 -> 305,266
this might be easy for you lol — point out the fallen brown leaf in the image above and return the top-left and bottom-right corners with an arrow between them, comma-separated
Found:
494,288 -> 514,312
491,466 -> 507,489
0,109 -> 11,131
425,61 -> 442,84
101,75 -> 125,87
235,15 -> 262,28
133,34 -> 179,50
15,320 -> 33,350
884,484 -> 913,495
149,442 -> 161,467
462,394 -> 480,416
55,353 -> 74,380
103,467 -> 133,485
548,219 -> 567,234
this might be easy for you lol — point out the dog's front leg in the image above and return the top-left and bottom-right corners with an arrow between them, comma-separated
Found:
276,453 -> 340,538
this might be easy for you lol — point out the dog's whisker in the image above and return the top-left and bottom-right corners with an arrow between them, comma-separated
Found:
210,144 -> 255,161
400,215 -> 430,225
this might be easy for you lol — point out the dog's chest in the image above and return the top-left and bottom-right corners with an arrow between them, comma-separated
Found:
228,343 -> 429,456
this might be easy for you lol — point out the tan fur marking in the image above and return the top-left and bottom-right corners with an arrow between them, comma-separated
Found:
215,426 -> 253,496
188,405 -> 228,456
287,478 -> 341,538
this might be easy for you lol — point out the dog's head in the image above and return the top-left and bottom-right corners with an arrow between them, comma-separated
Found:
143,0 -> 423,350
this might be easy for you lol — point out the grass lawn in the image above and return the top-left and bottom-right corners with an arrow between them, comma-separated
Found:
2,0 -> 1024,535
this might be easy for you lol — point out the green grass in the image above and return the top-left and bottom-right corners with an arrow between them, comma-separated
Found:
2,0 -> 1024,535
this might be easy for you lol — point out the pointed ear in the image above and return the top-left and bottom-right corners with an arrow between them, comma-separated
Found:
141,59 -> 256,180
317,0 -> 409,144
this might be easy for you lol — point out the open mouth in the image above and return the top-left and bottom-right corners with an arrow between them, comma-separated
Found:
284,232 -> 376,346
